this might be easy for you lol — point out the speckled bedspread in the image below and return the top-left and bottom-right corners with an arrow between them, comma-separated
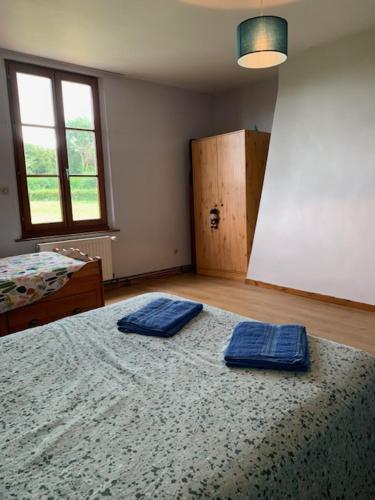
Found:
1,293 -> 374,500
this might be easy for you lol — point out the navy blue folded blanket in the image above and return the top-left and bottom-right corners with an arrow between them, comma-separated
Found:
224,322 -> 309,370
117,298 -> 203,337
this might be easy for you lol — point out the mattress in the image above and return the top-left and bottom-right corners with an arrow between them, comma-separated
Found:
1,292 -> 374,499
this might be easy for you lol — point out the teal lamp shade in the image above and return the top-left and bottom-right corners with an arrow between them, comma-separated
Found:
237,16 -> 288,69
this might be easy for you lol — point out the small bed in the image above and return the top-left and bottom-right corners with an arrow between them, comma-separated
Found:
0,249 -> 104,336
1,292 -> 374,499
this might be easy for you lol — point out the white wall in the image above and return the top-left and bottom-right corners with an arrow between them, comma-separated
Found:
0,50 -> 213,278
249,28 -> 375,305
213,75 -> 278,135
103,75 -> 213,277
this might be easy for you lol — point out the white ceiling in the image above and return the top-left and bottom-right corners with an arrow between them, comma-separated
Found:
0,0 -> 375,93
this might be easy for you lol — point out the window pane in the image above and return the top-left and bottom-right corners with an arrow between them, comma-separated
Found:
17,73 -> 55,126
70,177 -> 100,221
62,81 -> 94,129
66,130 -> 97,174
22,126 -> 58,175
27,177 -> 63,224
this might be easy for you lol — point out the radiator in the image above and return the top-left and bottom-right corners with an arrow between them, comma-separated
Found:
37,236 -> 116,281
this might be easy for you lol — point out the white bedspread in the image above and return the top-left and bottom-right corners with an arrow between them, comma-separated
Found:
1,292 -> 374,499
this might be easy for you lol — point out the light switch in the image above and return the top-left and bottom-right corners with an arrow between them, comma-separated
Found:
0,187 -> 9,194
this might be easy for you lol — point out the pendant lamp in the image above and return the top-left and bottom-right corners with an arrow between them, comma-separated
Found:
237,1 -> 288,69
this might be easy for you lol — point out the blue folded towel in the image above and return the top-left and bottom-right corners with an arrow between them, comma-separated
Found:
224,322 -> 309,370
117,298 -> 203,337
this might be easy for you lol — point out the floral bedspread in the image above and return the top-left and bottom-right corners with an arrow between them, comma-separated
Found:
0,252 -> 86,314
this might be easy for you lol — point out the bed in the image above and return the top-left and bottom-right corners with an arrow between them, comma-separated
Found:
1,292 -> 374,499
0,249 -> 104,336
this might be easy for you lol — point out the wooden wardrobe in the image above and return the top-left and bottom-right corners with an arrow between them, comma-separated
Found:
191,129 -> 270,280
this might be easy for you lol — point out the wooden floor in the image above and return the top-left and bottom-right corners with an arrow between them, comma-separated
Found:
105,273 -> 375,355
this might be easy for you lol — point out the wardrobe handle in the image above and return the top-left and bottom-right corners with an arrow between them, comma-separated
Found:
210,208 -> 219,229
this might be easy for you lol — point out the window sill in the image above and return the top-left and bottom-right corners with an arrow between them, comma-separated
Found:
15,228 -> 120,243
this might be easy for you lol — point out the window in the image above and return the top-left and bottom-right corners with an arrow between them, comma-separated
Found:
6,61 -> 108,237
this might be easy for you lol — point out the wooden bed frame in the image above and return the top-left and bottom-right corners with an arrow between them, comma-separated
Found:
0,248 -> 104,336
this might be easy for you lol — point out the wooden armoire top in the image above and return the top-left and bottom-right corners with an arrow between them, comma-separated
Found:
192,129 -> 270,142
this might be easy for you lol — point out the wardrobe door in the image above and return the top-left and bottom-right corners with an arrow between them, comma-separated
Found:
192,137 -> 221,272
217,131 -> 248,275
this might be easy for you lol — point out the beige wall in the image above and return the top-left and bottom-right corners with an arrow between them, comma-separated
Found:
248,28 -> 375,304
0,50 -> 213,278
